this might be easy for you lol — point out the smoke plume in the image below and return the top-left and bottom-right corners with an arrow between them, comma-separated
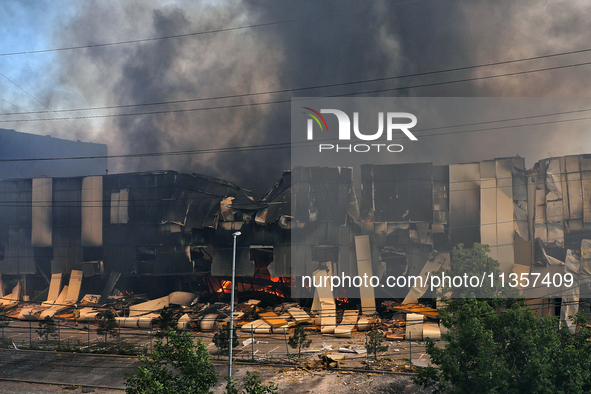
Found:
7,0 -> 591,193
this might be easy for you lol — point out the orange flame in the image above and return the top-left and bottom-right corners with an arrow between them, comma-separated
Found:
216,280 -> 232,293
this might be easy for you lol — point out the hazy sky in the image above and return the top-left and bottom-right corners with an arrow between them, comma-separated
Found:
2,0 -> 591,194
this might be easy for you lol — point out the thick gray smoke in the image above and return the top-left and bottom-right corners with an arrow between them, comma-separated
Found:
8,0 -> 591,194
41,0 -> 406,194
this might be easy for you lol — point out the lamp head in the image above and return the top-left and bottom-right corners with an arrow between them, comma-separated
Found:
233,231 -> 241,237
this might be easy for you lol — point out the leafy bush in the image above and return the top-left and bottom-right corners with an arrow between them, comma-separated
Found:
125,328 -> 218,394
226,371 -> 279,394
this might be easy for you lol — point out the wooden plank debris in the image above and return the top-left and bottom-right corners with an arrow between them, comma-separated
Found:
313,269 -> 337,334
334,309 -> 358,338
287,307 -> 313,324
129,296 -> 169,317
387,305 -> 439,319
241,319 -> 271,334
0,282 -> 21,308
422,321 -> 441,340
38,285 -> 69,319
402,252 -> 447,304
78,307 -> 100,322
259,311 -> 289,327
405,313 -> 424,341
356,315 -> 377,331
46,273 -> 63,304
65,270 -> 83,303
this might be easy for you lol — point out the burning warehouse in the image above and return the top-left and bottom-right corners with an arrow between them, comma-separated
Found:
0,170 -> 288,300
0,153 -> 591,334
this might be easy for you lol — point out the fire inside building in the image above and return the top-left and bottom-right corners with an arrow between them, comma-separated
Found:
1,145 -> 590,333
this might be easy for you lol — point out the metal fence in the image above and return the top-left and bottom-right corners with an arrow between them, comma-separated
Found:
0,317 -> 435,371
0,317 -> 151,355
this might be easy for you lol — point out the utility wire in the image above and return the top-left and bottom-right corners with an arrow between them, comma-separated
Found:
2,48 -> 591,117
2,104 -> 591,163
0,71 -> 84,135
0,2 -> 422,57
3,57 -> 591,123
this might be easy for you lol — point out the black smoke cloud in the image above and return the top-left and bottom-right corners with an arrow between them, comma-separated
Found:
17,0 -> 591,193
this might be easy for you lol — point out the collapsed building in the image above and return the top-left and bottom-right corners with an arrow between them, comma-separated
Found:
1,154 -> 591,331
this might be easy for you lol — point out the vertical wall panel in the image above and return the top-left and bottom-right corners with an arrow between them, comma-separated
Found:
355,235 -> 376,314
560,158 -> 570,220
480,160 -> 498,261
534,164 -> 548,242
81,176 -> 103,247
566,156 -> 583,219
31,178 -> 52,247
432,165 -> 449,224
581,157 -> 591,223
512,168 -> 529,240
496,160 -> 515,274
110,188 -> 129,224
449,163 -> 480,246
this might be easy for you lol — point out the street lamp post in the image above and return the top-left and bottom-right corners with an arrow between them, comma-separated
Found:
228,231 -> 241,380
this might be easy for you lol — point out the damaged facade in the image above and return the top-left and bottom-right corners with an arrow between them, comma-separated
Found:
1,154 -> 591,330
0,171 -> 282,299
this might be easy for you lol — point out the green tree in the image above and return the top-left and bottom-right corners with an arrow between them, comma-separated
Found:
37,316 -> 57,345
288,325 -> 312,357
414,298 -> 591,394
125,328 -> 218,394
212,322 -> 238,352
97,310 -> 118,343
437,243 -> 517,299
226,372 -> 279,394
365,325 -> 388,360
157,306 -> 178,339
415,243 -> 591,393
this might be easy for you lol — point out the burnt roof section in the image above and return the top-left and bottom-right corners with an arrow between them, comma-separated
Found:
254,170 -> 291,224
104,170 -> 254,229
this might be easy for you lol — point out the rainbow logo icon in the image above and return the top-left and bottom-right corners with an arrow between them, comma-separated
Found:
303,107 -> 328,140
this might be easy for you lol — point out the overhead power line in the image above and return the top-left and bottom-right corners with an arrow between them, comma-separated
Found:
2,58 -> 591,123
1,105 -> 591,163
0,71 -> 83,134
0,1 -> 429,57
0,19 -> 313,57
2,47 -> 591,117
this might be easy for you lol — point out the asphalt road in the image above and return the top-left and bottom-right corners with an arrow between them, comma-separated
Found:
0,349 -> 137,390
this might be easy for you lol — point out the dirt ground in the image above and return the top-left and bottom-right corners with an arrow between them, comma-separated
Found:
211,365 -> 430,394
0,365 -> 430,394
0,326 -> 437,393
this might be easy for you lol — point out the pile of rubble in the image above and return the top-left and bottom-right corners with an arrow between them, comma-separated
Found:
1,271 -> 444,347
